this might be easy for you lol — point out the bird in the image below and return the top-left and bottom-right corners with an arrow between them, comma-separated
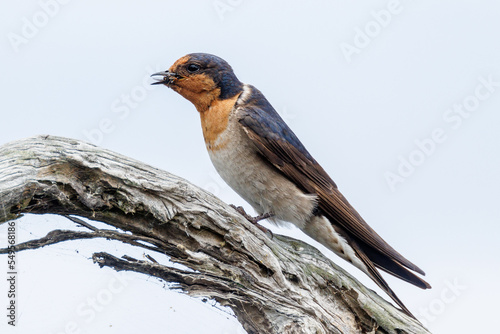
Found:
151,53 -> 431,318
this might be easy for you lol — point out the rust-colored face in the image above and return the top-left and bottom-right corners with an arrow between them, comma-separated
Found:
152,53 -> 243,113
153,55 -> 220,112
168,56 -> 217,93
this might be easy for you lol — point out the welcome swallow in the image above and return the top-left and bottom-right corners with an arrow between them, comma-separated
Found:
151,53 -> 431,318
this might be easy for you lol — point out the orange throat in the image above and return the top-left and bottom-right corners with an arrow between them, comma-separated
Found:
199,93 -> 241,151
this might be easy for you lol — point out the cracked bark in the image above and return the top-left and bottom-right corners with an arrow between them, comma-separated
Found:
0,135 -> 431,334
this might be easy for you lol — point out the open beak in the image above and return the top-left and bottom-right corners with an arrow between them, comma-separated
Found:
150,71 -> 179,85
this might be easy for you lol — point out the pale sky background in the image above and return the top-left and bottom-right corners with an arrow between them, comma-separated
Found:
1,1 -> 499,333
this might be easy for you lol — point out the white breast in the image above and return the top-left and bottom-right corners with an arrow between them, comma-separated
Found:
206,97 -> 316,228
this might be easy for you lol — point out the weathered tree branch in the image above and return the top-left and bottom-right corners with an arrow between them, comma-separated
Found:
0,135 -> 430,334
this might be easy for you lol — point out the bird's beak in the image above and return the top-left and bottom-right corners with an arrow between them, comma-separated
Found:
150,71 -> 179,85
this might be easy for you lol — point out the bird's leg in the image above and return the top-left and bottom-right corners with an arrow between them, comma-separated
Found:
229,205 -> 274,237
229,205 -> 273,223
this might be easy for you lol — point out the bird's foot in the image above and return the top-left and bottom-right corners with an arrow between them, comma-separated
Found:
230,205 -> 274,238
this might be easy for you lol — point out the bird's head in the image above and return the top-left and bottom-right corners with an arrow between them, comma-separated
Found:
152,53 -> 243,112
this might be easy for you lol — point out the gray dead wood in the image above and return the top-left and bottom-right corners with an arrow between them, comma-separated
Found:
0,135 -> 431,334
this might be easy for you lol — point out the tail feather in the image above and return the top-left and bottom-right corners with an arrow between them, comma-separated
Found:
358,241 -> 431,290
350,241 -> 417,319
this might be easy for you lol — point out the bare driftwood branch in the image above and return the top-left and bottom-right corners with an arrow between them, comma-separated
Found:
0,135 -> 430,334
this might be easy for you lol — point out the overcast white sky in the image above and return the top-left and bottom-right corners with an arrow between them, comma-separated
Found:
1,1 -> 499,333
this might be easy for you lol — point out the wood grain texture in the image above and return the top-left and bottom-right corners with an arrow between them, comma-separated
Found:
0,135 -> 431,334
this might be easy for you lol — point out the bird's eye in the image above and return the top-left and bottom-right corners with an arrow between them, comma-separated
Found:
187,64 -> 201,73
